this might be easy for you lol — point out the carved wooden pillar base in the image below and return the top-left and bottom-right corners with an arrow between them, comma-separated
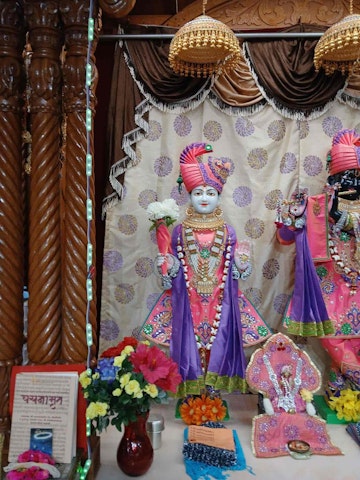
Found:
0,357 -> 22,469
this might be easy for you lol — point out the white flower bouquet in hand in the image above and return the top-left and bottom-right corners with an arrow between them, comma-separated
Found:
147,199 -> 180,279
147,198 -> 180,230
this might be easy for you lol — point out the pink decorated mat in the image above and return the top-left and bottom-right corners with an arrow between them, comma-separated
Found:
252,412 -> 342,457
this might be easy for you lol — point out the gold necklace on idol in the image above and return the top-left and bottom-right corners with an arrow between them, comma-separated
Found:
181,208 -> 226,296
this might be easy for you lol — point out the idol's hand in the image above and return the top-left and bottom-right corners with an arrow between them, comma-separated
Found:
156,253 -> 167,273
329,189 -> 340,223
235,240 -> 251,272
306,402 -> 316,416
263,397 -> 274,415
156,253 -> 179,276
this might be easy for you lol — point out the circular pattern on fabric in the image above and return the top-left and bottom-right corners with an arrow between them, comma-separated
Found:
280,152 -> 297,174
267,119 -> 286,141
273,293 -> 290,315
135,257 -> 154,278
149,228 -> 157,245
117,215 -> 138,235
303,155 -> 323,176
100,318 -> 120,342
220,156 -> 235,175
173,114 -> 192,137
321,279 -> 335,295
244,287 -> 263,308
262,258 -> 280,279
244,218 -> 265,239
233,186 -> 252,207
248,148 -> 268,169
203,120 -> 222,141
154,155 -> 173,177
322,116 -> 343,137
103,250 -> 123,272
296,120 -> 309,139
146,292 -> 161,310
138,189 -> 157,209
146,120 -> 162,141
171,186 -> 190,206
114,283 -> 135,304
264,189 -> 282,210
235,117 -> 255,137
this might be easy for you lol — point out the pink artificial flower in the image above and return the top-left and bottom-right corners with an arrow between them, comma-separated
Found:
17,450 -> 54,465
6,466 -> 50,480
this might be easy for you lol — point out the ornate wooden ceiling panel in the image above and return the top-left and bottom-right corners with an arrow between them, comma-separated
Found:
102,0 -> 360,31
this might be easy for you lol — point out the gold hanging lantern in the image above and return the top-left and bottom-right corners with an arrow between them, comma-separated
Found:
314,0 -> 360,75
168,1 -> 241,78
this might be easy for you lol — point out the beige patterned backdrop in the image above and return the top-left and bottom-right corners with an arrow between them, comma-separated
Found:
100,97 -> 360,375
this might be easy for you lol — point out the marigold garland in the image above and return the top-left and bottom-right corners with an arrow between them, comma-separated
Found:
179,394 -> 227,426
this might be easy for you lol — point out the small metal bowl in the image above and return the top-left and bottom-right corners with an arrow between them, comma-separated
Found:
287,439 -> 310,453
287,439 -> 311,456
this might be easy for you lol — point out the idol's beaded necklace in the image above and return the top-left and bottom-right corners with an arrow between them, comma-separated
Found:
328,232 -> 360,295
263,355 -> 303,413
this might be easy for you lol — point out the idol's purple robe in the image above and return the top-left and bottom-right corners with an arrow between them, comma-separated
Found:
277,224 -> 333,336
170,224 -> 250,395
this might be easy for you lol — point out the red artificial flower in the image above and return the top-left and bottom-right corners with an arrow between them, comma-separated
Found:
101,336 -> 138,358
130,343 -> 172,384
156,361 -> 182,393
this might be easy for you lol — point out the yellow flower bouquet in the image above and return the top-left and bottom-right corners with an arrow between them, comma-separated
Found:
328,389 -> 360,422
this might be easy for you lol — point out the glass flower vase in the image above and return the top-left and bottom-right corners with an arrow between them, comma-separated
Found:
117,411 -> 154,476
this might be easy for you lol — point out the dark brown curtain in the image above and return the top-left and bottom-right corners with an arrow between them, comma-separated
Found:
243,24 -> 347,115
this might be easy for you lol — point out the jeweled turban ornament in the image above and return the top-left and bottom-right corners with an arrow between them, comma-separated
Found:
178,142 -> 231,193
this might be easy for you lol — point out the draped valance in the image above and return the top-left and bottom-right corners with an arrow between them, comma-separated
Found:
103,23 -> 360,213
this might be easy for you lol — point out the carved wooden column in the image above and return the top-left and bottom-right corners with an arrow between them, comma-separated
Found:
59,0 -> 98,363
25,0 -> 62,364
0,0 -> 26,436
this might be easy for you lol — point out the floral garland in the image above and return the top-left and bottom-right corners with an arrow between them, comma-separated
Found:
328,232 -> 360,295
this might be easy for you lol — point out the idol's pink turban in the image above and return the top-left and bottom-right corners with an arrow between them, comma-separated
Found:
179,142 -> 231,193
329,128 -> 360,176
